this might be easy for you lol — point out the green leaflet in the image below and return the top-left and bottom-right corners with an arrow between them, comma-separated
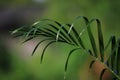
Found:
66,24 -> 85,49
22,36 -> 37,43
117,38 -> 120,76
62,24 -> 79,46
84,18 -> 104,61
32,38 -> 53,56
25,28 -> 35,37
86,19 -> 98,58
111,36 -> 117,72
48,22 -> 75,45
104,36 -> 115,51
96,19 -> 104,62
106,38 -> 120,79
88,49 -> 94,56
67,16 -> 89,49
48,24 -> 68,42
56,24 -> 73,43
11,25 -> 26,35
104,36 -> 115,68
65,48 -> 81,72
40,41 -> 56,63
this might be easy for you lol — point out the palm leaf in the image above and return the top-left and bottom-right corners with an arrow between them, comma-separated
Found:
96,19 -> 104,62
22,36 -> 37,43
55,24 -> 73,44
65,48 -> 81,72
12,16 -> 120,80
66,24 -> 85,49
117,38 -> 120,76
32,38 -> 53,56
40,41 -> 56,63
86,19 -> 98,58
110,36 -> 116,71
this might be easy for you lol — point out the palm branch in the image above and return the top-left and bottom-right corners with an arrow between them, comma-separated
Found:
12,16 -> 120,80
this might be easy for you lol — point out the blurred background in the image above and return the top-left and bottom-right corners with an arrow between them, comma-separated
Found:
0,0 -> 120,80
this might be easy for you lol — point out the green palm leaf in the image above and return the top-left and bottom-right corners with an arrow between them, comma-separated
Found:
65,48 -> 81,72
40,41 -> 56,63
12,16 -> 120,80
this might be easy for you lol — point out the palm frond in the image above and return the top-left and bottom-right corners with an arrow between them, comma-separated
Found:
12,16 -> 120,80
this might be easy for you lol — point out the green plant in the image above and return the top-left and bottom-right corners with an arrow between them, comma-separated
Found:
12,16 -> 120,80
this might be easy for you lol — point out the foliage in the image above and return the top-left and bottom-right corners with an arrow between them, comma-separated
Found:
12,16 -> 120,80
